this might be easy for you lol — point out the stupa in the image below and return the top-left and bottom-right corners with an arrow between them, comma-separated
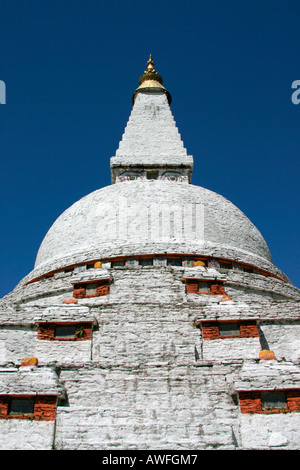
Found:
0,56 -> 300,450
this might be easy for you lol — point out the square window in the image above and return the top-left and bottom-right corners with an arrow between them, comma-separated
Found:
219,322 -> 240,336
113,260 -> 125,267
54,325 -> 76,339
85,283 -> 98,296
220,262 -> 231,269
261,391 -> 286,410
139,258 -> 153,266
197,282 -> 211,293
9,398 -> 34,415
64,268 -> 74,273
167,258 -> 182,266
147,171 -> 158,180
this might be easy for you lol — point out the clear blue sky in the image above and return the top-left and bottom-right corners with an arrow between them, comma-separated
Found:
0,0 -> 299,297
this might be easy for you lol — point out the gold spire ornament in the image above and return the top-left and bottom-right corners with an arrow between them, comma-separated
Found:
132,55 -> 172,105
139,54 -> 163,85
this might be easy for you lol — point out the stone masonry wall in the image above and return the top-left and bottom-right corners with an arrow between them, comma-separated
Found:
0,263 -> 300,449
54,361 -> 240,450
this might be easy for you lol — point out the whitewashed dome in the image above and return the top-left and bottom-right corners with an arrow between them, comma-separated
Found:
34,179 -> 279,274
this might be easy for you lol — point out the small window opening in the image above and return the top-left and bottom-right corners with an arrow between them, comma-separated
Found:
167,258 -> 182,266
147,171 -> 158,180
220,262 -> 231,269
261,391 -> 286,410
85,282 -> 98,296
113,260 -> 125,267
64,267 -> 74,273
9,398 -> 35,415
197,282 -> 210,293
139,258 -> 153,266
219,322 -> 240,337
54,325 -> 76,339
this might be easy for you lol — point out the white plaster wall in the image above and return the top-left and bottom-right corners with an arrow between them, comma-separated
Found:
35,338 -> 92,363
0,328 -> 92,365
0,328 -> 36,364
202,337 -> 261,361
259,323 -> 300,362
0,420 -> 55,450
239,414 -> 300,449
55,363 -> 239,450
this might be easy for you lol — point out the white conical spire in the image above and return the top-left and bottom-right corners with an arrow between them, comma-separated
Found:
110,56 -> 193,183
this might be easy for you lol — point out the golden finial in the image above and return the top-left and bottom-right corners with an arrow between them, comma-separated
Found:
139,54 -> 163,85
132,55 -> 172,105
145,54 -> 155,72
